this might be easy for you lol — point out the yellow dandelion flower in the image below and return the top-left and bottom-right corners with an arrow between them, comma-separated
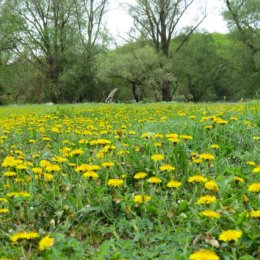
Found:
197,195 -> 217,205
252,165 -> 260,173
188,175 -> 208,183
189,249 -> 219,260
205,181 -> 219,192
7,192 -> 30,198
160,164 -> 175,171
219,230 -> 242,242
44,173 -> 54,182
0,208 -> 9,214
40,160 -> 51,167
193,158 -> 203,164
0,198 -> 9,203
179,135 -> 193,140
246,161 -> 256,166
3,171 -> 16,177
134,172 -> 147,179
151,154 -> 164,161
167,180 -> 181,188
210,144 -> 219,149
108,179 -> 124,187
147,176 -> 162,184
32,167 -> 43,174
249,210 -> 260,218
248,183 -> 260,192
134,195 -> 151,204
200,210 -> 221,219
83,171 -> 99,179
69,149 -> 84,156
10,231 -> 39,243
46,164 -> 61,172
234,176 -> 244,183
39,235 -> 54,251
102,162 -> 115,168
199,153 -> 215,161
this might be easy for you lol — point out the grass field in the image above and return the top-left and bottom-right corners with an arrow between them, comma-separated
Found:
0,102 -> 259,260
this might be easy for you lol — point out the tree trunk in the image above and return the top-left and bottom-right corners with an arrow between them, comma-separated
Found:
162,80 -> 171,101
132,83 -> 140,102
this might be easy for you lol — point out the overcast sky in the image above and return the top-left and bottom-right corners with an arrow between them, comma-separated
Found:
104,0 -> 228,43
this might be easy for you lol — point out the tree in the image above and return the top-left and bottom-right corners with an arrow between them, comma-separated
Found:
2,0 -> 109,103
173,33 -> 226,102
127,0 -> 207,101
223,0 -> 260,96
97,45 -> 176,102
224,0 -> 260,56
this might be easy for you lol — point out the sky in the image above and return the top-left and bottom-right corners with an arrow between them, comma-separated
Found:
104,0 -> 228,43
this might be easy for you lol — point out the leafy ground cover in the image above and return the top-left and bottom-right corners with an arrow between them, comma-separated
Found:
0,102 -> 259,260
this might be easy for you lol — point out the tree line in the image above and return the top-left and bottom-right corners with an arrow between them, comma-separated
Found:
0,0 -> 259,104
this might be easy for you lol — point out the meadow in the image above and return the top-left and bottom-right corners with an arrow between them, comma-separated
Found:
0,102 -> 259,260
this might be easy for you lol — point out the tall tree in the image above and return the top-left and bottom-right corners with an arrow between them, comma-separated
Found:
75,0 -> 109,46
223,0 -> 260,97
3,0 -> 109,103
128,0 -> 207,101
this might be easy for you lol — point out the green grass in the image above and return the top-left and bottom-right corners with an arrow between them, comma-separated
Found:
0,102 -> 259,260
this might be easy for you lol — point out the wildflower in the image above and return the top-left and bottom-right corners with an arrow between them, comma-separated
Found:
40,160 -> 51,167
44,173 -> 54,182
134,195 -> 151,204
179,135 -> 193,140
246,161 -> 256,166
28,139 -> 35,143
69,149 -> 84,156
204,125 -> 213,129
7,192 -> 30,198
248,183 -> 260,192
52,156 -> 67,163
10,231 -> 39,243
151,154 -> 164,161
46,164 -> 61,172
200,210 -> 221,219
188,175 -> 208,183
253,165 -> 260,173
134,172 -> 147,179
249,210 -> 260,218
32,167 -> 43,174
234,176 -> 244,183
3,171 -> 16,177
39,235 -> 54,250
199,153 -> 215,161
167,180 -> 181,188
42,137 -> 52,141
147,176 -> 162,184
108,179 -> 124,187
205,181 -> 219,192
219,230 -> 242,242
197,195 -> 217,205
193,158 -> 202,164
0,208 -> 9,214
210,144 -> 219,149
160,164 -> 175,171
102,162 -> 115,168
168,137 -> 180,144
189,249 -> 219,260
83,171 -> 99,179
0,198 -> 9,203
